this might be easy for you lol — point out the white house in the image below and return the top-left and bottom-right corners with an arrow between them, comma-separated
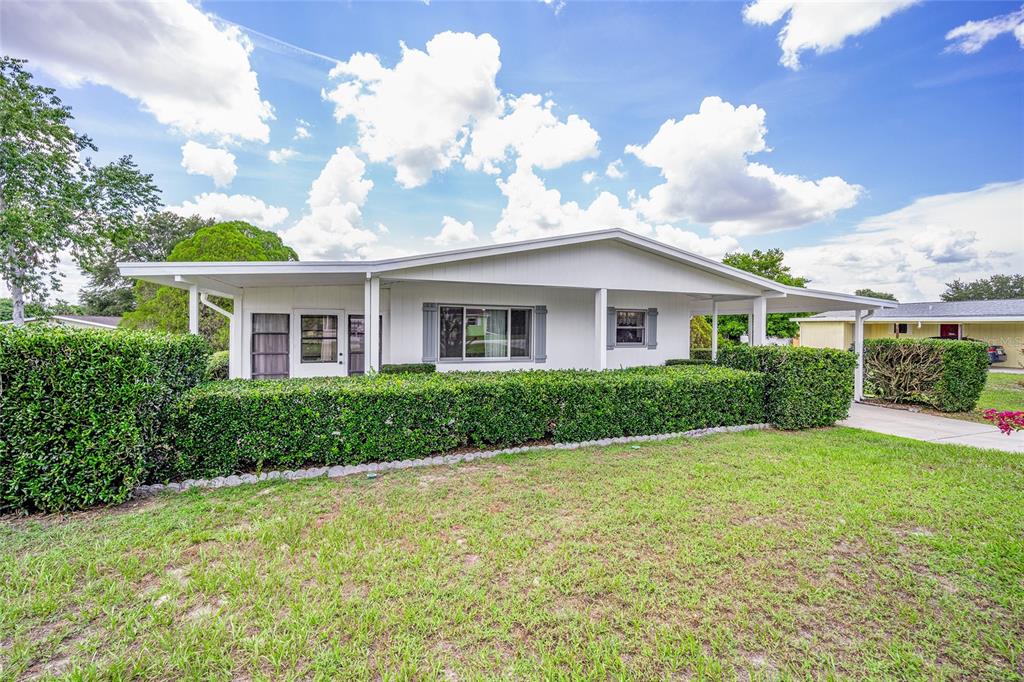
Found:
119,229 -> 895,398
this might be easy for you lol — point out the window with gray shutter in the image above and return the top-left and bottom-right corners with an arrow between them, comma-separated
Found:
646,308 -> 658,349
422,303 -> 438,362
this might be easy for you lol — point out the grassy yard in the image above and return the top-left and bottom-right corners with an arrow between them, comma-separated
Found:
977,372 -> 1024,416
1,429 -> 1022,680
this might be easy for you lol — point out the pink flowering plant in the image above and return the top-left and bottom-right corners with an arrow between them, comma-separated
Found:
983,409 -> 1024,435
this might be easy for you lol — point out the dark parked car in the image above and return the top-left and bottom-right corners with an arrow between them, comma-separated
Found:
928,336 -> 1007,364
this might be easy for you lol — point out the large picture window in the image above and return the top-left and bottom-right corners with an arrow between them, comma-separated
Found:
300,314 -> 338,363
439,305 -> 532,360
615,310 -> 646,346
252,313 -> 290,379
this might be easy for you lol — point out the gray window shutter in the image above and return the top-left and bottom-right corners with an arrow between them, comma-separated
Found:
422,303 -> 438,362
534,305 -> 547,363
646,308 -> 658,349
607,307 -> 616,350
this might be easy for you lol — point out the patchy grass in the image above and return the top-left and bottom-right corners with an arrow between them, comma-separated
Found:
977,372 -> 1024,415
1,428 -> 1022,680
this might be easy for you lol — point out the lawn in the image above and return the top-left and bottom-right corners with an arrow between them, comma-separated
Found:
1,429 -> 1022,680
977,372 -> 1024,416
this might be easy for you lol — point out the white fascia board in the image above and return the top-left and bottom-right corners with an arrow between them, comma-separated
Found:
50,316 -> 118,329
796,316 -> 1024,324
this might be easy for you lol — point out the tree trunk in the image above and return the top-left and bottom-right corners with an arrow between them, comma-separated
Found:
5,244 -> 26,327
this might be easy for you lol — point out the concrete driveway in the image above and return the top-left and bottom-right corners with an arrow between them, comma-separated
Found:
841,402 -> 1024,453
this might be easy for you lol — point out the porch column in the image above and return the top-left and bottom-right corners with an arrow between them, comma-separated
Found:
711,299 -> 719,361
751,295 -> 767,346
595,288 -> 608,370
364,274 -> 381,372
230,294 -> 244,379
854,307 -> 865,401
187,285 -> 200,335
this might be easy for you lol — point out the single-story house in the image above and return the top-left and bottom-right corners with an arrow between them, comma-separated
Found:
795,299 -> 1024,367
118,229 -> 895,397
1,315 -> 121,329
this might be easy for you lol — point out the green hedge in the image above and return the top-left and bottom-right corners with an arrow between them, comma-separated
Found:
168,365 -> 765,479
0,327 -> 209,512
666,358 -> 712,366
691,348 -> 713,362
380,363 -> 435,374
206,350 -> 230,380
717,345 -> 856,429
864,338 -> 989,412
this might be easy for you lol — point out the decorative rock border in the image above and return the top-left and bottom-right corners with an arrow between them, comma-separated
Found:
132,423 -> 769,498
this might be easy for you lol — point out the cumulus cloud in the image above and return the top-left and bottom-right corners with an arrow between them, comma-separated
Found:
169,193 -> 289,227
428,216 -> 479,246
626,96 -> 861,236
743,0 -> 918,70
268,147 -> 298,164
491,161 -> 738,259
464,93 -> 599,174
945,5 -> 1024,54
180,141 -> 237,187
294,121 -> 312,140
605,159 -> 625,179
323,31 -> 502,188
784,181 -> 1024,300
278,147 -> 379,259
582,171 -> 597,184
2,0 -> 273,142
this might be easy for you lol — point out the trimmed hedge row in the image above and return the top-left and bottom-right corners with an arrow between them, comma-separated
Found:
666,358 -> 712,366
167,365 -> 766,479
717,345 -> 856,429
864,338 -> 988,412
0,327 -> 209,512
380,363 -> 436,374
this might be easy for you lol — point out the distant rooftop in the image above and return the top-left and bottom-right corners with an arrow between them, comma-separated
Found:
799,299 -> 1024,322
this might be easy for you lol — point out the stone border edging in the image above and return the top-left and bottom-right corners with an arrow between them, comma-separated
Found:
132,423 -> 770,498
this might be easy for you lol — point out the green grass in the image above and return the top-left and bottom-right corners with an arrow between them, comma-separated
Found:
977,372 -> 1024,415
1,428 -> 1022,680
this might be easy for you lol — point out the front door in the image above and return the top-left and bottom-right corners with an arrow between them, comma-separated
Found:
939,324 -> 960,339
291,309 -> 346,377
348,315 -> 365,375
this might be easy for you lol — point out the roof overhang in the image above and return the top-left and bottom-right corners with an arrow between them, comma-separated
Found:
797,315 -> 1024,323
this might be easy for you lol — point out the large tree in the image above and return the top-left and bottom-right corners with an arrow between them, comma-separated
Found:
855,288 -> 897,301
0,57 -> 160,325
121,221 -> 298,349
718,248 -> 810,339
941,274 -> 1024,302
80,212 -> 214,315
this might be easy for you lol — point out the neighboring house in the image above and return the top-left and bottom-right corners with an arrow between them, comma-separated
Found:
119,229 -> 894,397
796,299 -> 1024,367
0,315 -> 121,329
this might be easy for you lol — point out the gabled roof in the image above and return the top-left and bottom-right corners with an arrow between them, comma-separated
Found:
53,315 -> 122,328
797,299 -> 1024,323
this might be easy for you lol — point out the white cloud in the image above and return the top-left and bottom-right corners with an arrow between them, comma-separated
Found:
491,161 -> 738,259
605,159 -> 625,179
945,5 -> 1024,54
582,171 -> 597,184
743,0 -> 918,70
278,147 -> 379,259
376,223 -> 390,235
268,147 -> 298,164
784,181 -> 1024,300
3,0 -> 273,142
294,124 -> 312,140
626,96 -> 861,236
464,93 -> 599,174
428,216 -> 479,246
323,31 -> 502,188
180,141 -> 237,187
169,193 -> 289,227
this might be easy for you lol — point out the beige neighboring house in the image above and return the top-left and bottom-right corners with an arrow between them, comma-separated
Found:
796,299 -> 1024,367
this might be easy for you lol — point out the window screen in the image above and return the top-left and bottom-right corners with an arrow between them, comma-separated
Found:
252,313 -> 290,379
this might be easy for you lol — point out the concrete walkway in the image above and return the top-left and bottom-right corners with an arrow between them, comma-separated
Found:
841,402 -> 1024,453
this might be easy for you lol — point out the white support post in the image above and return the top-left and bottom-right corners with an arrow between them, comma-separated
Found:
188,285 -> 200,335
595,288 -> 608,370
230,294 -> 243,379
364,274 -> 381,372
711,300 -> 719,361
854,307 -> 865,401
751,295 -> 767,346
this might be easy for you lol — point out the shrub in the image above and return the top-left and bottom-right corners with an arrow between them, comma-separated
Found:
692,348 -> 713,362
0,327 -> 209,512
718,345 -> 856,429
380,363 -> 435,374
168,366 -> 765,479
206,350 -> 230,380
864,338 -> 988,412
666,358 -> 711,366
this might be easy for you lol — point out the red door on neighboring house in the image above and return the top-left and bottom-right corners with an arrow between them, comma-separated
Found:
939,324 -> 960,339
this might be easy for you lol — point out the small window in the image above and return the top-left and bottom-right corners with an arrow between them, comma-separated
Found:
511,308 -> 532,358
438,305 -> 532,360
252,313 -> 289,379
615,310 -> 646,345
300,314 -> 338,363
439,306 -> 464,360
894,323 -> 908,334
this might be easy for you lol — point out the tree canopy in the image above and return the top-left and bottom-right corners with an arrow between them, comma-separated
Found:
717,248 -> 809,339
854,288 -> 898,301
941,274 -> 1024,302
121,221 -> 298,349
80,212 -> 214,316
0,57 -> 159,324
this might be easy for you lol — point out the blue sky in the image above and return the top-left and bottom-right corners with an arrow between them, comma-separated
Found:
4,0 -> 1023,301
